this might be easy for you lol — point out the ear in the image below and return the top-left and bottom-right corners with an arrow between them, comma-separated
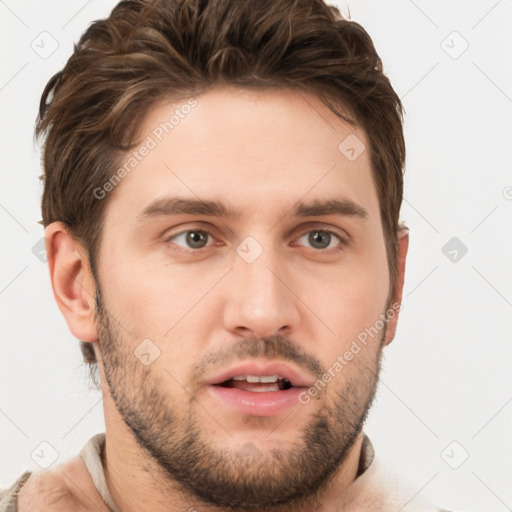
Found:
45,222 -> 99,343
383,227 -> 409,346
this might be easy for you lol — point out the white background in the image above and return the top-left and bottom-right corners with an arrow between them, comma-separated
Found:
1,1 -> 511,510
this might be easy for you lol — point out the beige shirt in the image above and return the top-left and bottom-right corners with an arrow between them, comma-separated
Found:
0,433 -> 449,511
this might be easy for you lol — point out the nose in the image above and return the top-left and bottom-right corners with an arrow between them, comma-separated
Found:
223,245 -> 301,339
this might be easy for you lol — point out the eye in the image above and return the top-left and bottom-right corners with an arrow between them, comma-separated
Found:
295,229 -> 345,252
166,229 -> 214,250
165,227 -> 346,254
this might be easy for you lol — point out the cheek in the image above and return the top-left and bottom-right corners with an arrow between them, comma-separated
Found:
99,266 -> 203,396
99,257 -> 217,377
305,245 -> 390,352
105,272 -> 197,336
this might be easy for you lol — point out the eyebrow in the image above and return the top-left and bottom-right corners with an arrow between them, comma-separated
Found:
137,196 -> 368,222
292,199 -> 368,220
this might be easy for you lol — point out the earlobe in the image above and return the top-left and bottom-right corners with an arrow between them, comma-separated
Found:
383,227 -> 409,346
45,222 -> 99,343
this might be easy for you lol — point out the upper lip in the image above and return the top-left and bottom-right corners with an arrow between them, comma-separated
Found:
205,360 -> 315,388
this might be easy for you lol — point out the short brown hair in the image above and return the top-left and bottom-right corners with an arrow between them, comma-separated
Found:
36,0 -> 405,372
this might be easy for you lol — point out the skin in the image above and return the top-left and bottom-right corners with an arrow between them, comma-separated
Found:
28,86 -> 408,512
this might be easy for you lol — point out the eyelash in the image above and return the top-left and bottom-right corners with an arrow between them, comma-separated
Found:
164,227 -> 347,255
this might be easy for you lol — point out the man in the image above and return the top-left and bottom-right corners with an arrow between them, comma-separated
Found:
1,0 -> 446,510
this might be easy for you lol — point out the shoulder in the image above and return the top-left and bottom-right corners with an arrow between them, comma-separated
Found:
344,437 -> 444,511
17,467 -> 74,511
1,471 -> 31,512
15,456 -> 109,512
0,467 -> 72,512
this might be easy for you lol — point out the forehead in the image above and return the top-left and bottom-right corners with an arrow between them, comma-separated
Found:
103,86 -> 380,224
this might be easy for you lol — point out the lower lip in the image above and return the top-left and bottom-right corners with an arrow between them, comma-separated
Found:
207,385 -> 306,416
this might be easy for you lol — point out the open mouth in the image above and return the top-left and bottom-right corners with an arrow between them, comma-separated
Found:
207,367 -> 310,416
215,375 -> 294,392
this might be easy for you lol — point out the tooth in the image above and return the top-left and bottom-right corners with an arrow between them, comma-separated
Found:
258,375 -> 279,383
241,383 -> 280,392
245,375 -> 279,383
232,375 -> 247,381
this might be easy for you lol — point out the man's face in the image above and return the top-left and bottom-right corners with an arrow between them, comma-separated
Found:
93,86 -> 394,510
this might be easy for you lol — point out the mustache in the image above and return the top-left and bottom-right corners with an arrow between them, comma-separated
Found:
191,333 -> 325,383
